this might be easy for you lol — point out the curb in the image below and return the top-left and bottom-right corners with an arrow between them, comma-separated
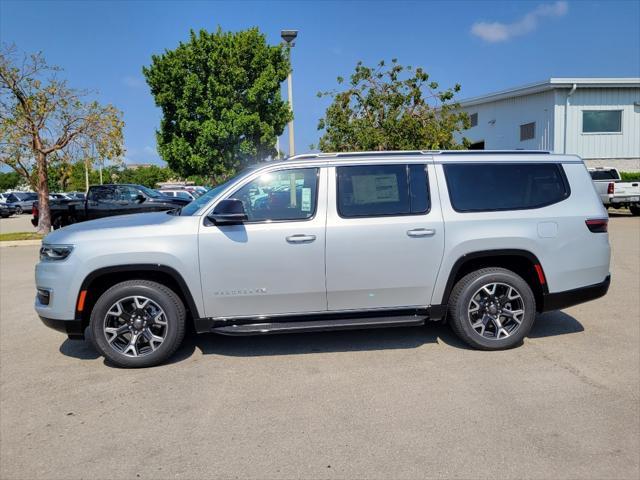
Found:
0,240 -> 42,248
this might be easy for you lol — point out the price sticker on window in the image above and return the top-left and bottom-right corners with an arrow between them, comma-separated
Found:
301,188 -> 312,211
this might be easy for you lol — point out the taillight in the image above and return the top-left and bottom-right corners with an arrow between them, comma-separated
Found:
586,218 -> 608,233
607,182 -> 614,194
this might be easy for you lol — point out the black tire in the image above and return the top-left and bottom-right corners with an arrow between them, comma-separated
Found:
89,280 -> 186,368
15,205 -> 23,215
630,205 -> 640,216
447,267 -> 536,350
51,215 -> 64,230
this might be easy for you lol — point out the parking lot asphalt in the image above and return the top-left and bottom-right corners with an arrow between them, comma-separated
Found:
0,214 -> 35,234
1,215 -> 638,480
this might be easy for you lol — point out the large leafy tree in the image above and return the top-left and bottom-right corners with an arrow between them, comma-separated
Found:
0,45 -> 124,233
144,28 -> 292,182
316,59 -> 470,152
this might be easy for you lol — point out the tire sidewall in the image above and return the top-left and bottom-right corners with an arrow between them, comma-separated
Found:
452,270 -> 536,349
90,282 -> 183,368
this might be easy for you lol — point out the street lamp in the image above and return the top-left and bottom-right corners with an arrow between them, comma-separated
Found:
281,29 -> 298,157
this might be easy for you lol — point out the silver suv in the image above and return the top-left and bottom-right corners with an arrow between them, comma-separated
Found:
35,151 -> 611,367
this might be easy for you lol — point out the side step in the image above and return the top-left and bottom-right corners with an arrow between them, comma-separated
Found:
211,315 -> 426,336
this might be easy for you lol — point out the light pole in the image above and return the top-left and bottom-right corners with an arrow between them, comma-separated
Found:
281,29 -> 297,157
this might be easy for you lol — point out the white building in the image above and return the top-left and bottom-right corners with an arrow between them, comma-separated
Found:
458,78 -> 640,171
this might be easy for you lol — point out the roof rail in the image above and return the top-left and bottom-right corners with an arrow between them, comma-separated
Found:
287,149 -> 551,160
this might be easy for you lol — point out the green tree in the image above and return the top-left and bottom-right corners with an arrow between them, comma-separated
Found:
118,165 -> 174,188
316,59 -> 469,152
0,45 -> 124,233
0,171 -> 20,190
143,27 -> 292,182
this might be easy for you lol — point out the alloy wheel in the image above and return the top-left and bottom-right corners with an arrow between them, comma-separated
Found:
103,296 -> 168,357
467,282 -> 525,340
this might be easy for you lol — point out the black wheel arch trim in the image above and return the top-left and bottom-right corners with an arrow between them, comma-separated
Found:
75,264 -> 201,322
439,249 -> 549,307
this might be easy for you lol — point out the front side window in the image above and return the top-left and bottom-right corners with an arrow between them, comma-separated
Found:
444,163 -> 570,212
337,164 -> 430,218
582,110 -> 622,133
230,168 -> 318,222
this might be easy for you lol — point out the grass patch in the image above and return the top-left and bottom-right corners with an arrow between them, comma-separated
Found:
0,232 -> 44,242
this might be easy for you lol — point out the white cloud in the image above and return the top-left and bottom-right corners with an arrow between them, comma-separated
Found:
471,1 -> 568,43
122,75 -> 145,88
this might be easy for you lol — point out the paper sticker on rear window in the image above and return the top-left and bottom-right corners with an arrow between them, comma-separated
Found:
351,174 -> 399,204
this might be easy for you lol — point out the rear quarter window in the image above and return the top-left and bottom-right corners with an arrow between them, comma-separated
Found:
444,163 -> 570,212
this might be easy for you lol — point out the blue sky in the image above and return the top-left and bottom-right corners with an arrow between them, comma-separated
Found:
1,0 -> 639,166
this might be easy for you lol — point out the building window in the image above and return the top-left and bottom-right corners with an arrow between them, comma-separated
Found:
520,122 -> 535,141
582,110 -> 622,133
469,112 -> 478,127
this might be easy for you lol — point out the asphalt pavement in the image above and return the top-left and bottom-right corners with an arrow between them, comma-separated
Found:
0,215 -> 638,479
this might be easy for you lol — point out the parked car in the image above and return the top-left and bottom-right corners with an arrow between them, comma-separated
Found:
5,192 -> 38,214
588,167 -> 640,215
157,189 -> 198,201
35,150 -> 611,368
0,203 -> 17,218
66,192 -> 86,200
32,184 -> 190,229
50,193 -> 73,200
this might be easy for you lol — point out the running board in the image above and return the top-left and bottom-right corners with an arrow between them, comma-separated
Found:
211,315 -> 426,336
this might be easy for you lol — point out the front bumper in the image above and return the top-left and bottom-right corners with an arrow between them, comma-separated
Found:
541,275 -> 611,312
39,316 -> 84,339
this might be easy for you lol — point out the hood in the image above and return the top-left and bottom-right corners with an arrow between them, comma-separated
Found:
43,211 -> 185,244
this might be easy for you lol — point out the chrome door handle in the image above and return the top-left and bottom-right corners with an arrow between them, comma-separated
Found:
407,228 -> 436,237
286,234 -> 316,244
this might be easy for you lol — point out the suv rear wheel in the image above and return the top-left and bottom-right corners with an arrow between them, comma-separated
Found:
629,205 -> 640,216
89,280 -> 186,368
448,267 -> 536,350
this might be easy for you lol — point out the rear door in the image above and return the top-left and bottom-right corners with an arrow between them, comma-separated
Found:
325,162 -> 445,311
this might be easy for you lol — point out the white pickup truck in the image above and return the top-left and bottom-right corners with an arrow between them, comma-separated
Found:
588,167 -> 640,216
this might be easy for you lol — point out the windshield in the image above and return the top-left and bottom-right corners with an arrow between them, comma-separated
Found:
180,168 -> 256,216
137,185 -> 163,198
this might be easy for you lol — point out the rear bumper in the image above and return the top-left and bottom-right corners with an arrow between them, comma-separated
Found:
39,316 -> 84,339
541,275 -> 610,312
31,217 -> 38,227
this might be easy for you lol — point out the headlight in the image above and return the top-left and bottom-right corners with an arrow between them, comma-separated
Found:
39,245 -> 74,262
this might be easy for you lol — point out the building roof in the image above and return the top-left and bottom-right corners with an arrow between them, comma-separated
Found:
459,77 -> 640,107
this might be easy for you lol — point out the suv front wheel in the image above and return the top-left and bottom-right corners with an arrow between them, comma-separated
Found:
89,280 -> 186,368
448,267 -> 536,350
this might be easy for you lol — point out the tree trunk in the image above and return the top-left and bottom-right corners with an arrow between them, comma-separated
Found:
36,151 -> 51,234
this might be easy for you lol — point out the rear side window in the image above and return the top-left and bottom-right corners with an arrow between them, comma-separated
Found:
444,163 -> 570,212
337,164 -> 430,218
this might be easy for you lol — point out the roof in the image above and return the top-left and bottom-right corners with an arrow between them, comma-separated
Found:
275,150 -> 582,165
459,77 -> 640,107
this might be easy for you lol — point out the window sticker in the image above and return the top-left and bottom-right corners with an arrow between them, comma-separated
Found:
301,187 -> 312,211
351,174 -> 399,204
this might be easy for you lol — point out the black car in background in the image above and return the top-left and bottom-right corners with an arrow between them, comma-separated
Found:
32,184 -> 190,228
0,203 -> 17,218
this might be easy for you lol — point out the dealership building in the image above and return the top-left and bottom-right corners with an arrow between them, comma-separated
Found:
458,78 -> 640,171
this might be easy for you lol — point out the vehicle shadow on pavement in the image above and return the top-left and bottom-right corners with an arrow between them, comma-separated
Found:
528,310 -> 584,338
187,324 -> 459,358
57,310 -> 584,364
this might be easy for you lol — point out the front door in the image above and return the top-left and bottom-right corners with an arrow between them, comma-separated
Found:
325,163 -> 445,311
198,166 -> 328,319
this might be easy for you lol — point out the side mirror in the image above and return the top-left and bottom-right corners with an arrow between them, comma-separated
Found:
135,194 -> 146,203
208,199 -> 247,225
